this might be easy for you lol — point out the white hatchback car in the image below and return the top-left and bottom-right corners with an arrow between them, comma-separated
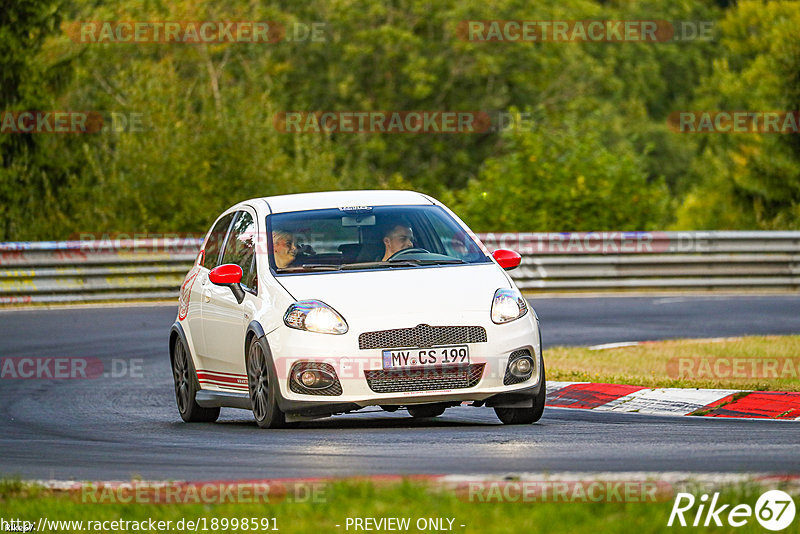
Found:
170,190 -> 545,428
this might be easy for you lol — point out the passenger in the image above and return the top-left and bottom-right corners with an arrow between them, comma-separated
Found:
272,230 -> 298,268
381,223 -> 415,261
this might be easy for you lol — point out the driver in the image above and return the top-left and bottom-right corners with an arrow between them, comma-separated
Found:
381,223 -> 415,261
272,230 -> 299,268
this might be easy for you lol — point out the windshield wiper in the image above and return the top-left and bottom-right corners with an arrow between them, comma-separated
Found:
280,259 -> 465,272
339,259 -> 465,269
279,263 -> 342,272
339,261 -> 421,270
396,258 -> 465,265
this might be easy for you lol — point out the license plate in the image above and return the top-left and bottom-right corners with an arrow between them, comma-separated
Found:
382,345 -> 469,369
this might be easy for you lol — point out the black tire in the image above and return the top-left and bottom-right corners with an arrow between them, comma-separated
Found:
172,336 -> 220,423
246,336 -> 287,429
408,403 -> 447,418
494,357 -> 546,425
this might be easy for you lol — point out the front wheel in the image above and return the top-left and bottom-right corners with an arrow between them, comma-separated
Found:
172,337 -> 220,423
494,358 -> 546,425
247,337 -> 287,429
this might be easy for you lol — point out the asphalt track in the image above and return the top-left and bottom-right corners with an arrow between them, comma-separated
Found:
0,295 -> 798,480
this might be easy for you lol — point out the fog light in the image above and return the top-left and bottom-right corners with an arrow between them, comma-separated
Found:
509,355 -> 534,378
515,358 -> 532,375
300,370 -> 318,387
292,366 -> 336,390
289,362 -> 341,395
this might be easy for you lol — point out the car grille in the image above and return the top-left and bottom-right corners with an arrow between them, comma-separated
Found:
358,324 -> 487,350
364,363 -> 485,393
503,349 -> 535,386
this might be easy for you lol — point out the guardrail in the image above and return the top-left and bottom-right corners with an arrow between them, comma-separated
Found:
0,239 -> 202,304
0,232 -> 798,304
478,231 -> 800,291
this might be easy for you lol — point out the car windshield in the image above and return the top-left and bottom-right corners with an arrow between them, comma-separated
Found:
267,205 -> 491,274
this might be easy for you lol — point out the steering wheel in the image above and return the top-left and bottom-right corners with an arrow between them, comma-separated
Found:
387,247 -> 429,261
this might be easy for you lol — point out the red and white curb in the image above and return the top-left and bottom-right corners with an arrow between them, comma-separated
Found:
546,382 -> 800,420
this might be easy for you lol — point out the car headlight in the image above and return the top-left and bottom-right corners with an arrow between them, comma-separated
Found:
491,288 -> 528,324
284,300 -> 348,334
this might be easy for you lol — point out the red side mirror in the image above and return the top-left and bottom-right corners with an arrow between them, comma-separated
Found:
209,264 -> 243,285
493,249 -> 521,270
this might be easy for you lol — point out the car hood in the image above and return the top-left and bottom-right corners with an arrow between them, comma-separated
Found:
275,263 -> 512,327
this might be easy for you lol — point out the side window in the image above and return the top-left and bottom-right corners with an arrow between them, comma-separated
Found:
425,211 -> 483,260
220,211 -> 258,292
203,213 -> 236,269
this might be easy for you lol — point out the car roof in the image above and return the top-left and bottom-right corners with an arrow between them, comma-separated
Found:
254,190 -> 434,214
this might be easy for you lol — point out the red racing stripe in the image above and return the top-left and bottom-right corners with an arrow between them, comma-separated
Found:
546,383 -> 648,409
198,380 -> 248,391
197,370 -> 248,390
197,371 -> 246,382
197,369 -> 247,377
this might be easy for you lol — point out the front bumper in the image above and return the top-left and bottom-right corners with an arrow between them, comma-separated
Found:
265,311 -> 543,415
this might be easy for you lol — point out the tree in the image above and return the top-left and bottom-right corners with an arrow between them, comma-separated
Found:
674,1 -> 800,229
447,110 -> 668,231
0,0 -> 75,239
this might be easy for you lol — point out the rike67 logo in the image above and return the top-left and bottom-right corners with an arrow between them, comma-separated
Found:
668,490 -> 796,530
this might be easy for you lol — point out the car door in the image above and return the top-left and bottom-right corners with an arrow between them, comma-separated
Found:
200,209 -> 259,379
187,211 -> 236,366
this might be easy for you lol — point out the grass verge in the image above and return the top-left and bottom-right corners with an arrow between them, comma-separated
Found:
547,335 -> 800,391
0,478 -> 796,534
